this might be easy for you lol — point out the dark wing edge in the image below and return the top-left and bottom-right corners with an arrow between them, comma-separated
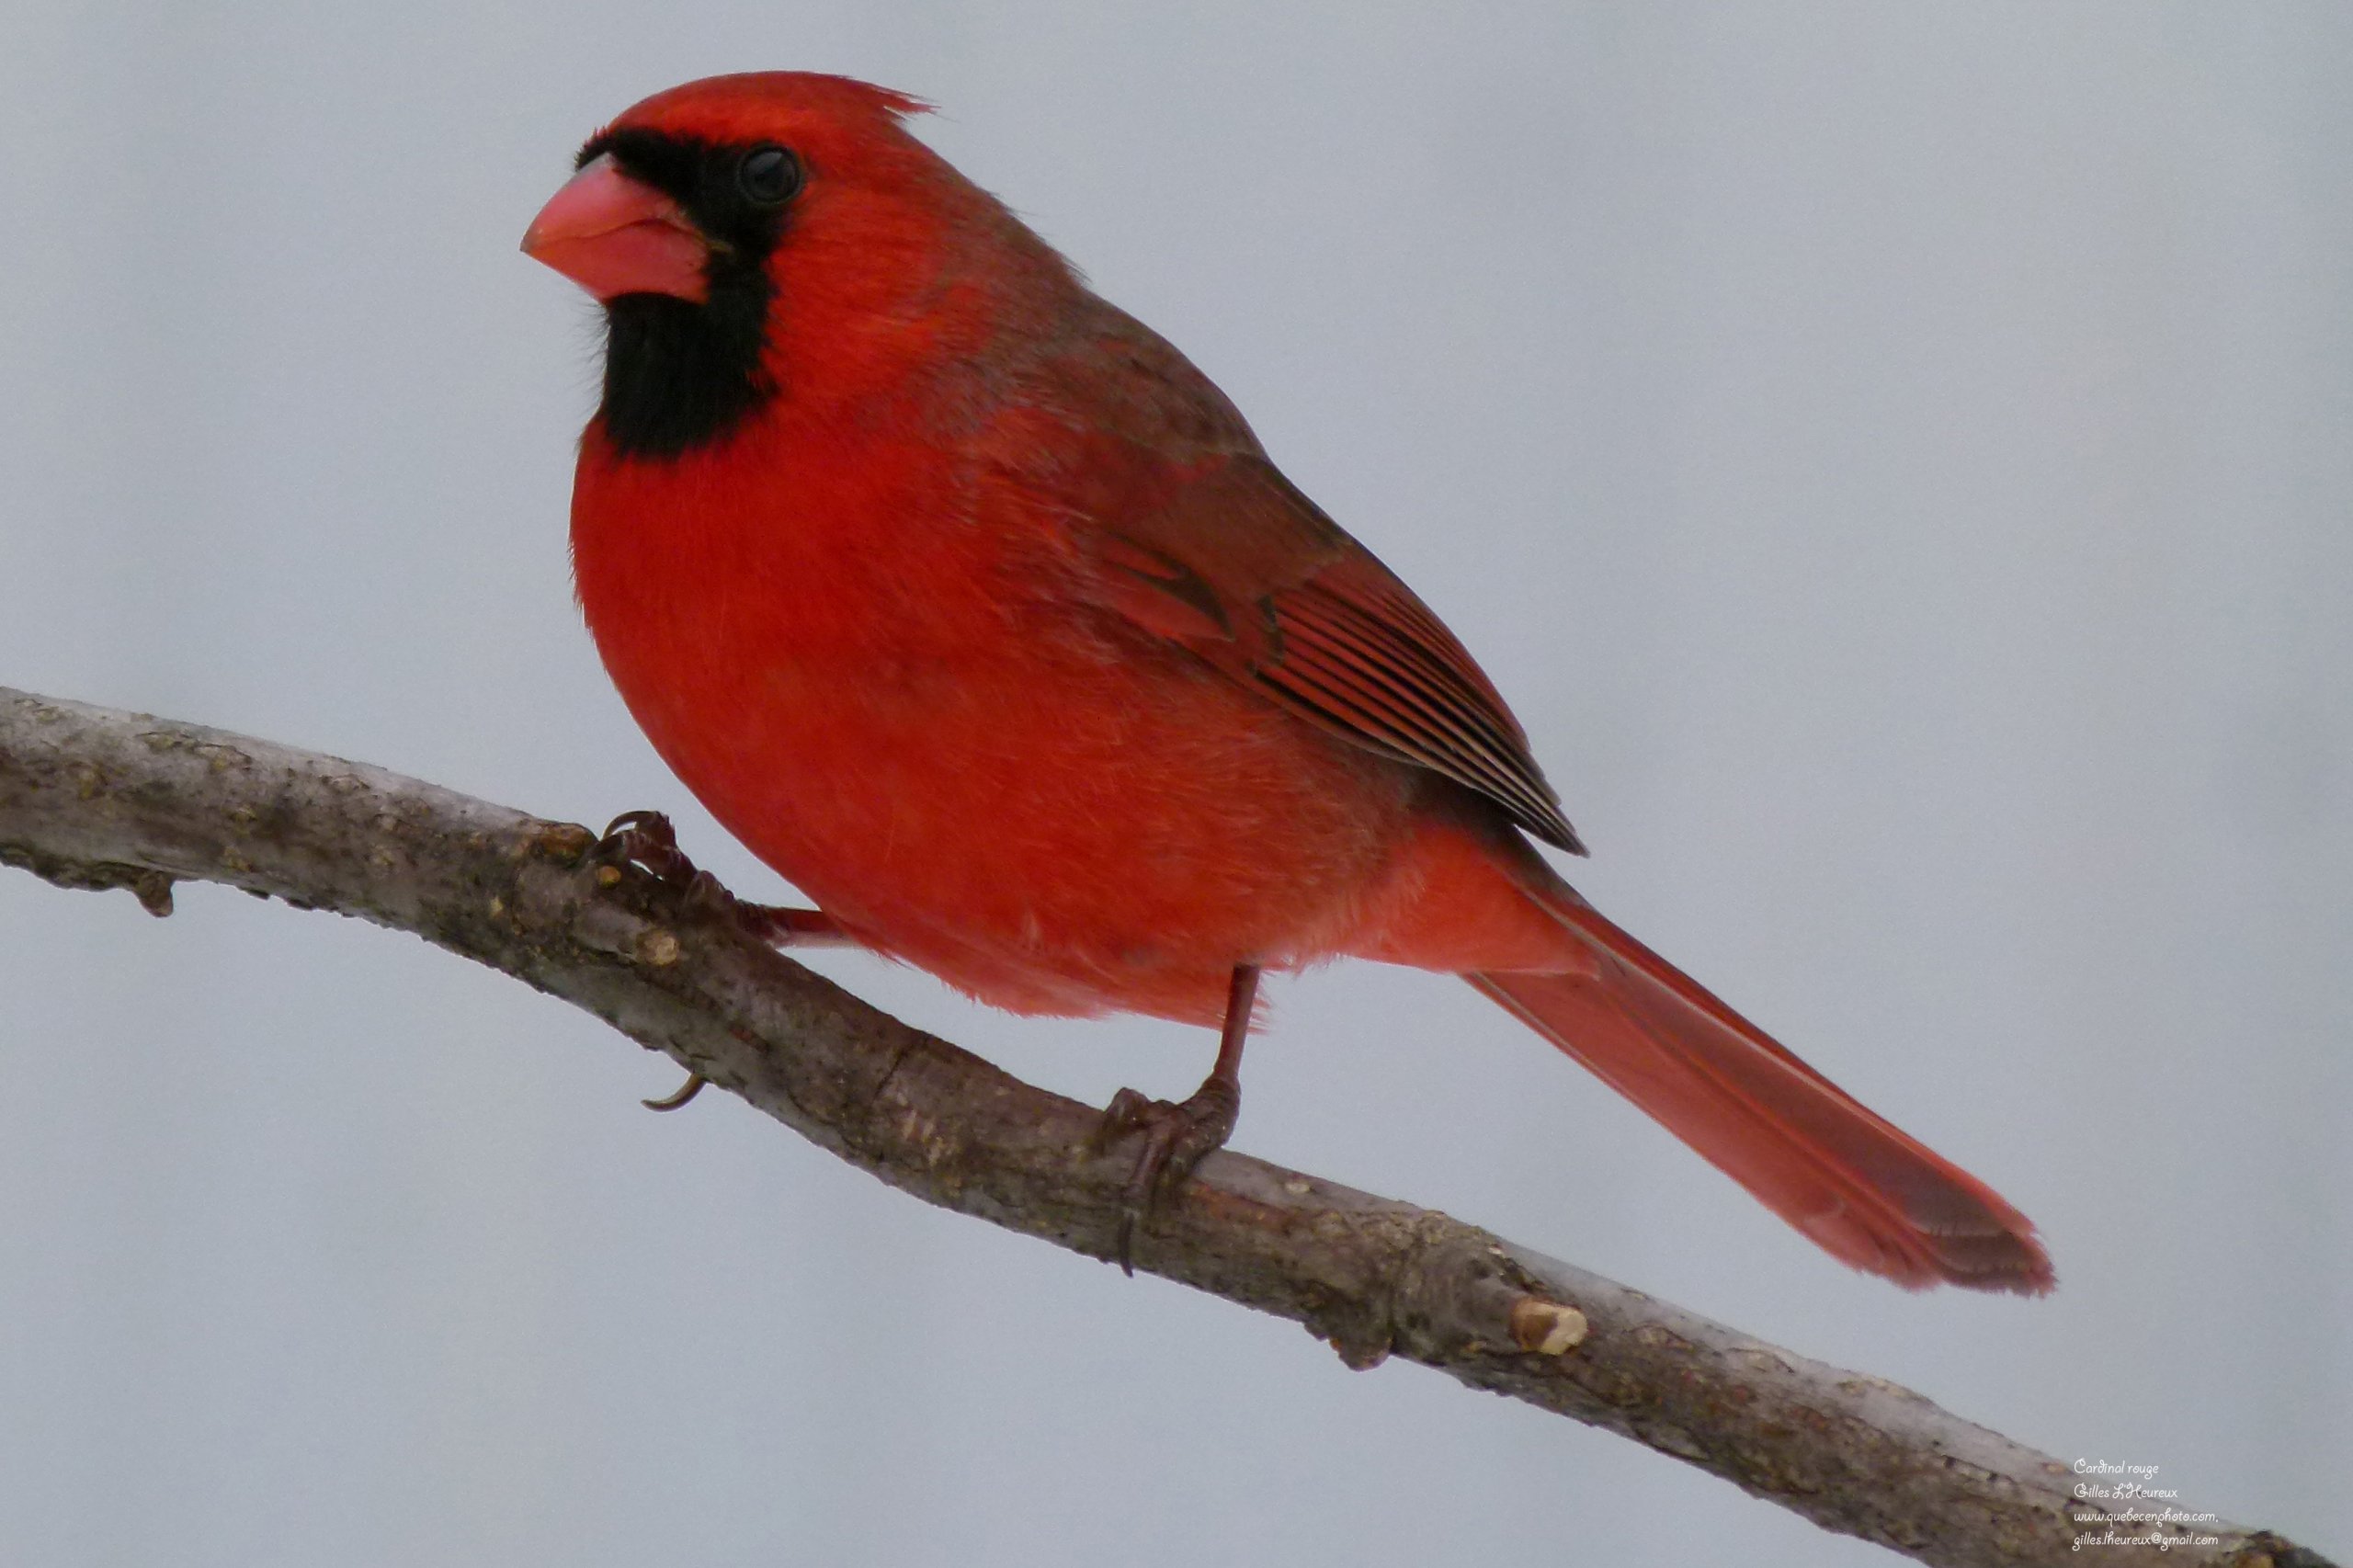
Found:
1259,555 -> 1586,853
1084,450 -> 1586,854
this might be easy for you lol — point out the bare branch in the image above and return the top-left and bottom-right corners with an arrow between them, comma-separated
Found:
0,685 -> 2331,1568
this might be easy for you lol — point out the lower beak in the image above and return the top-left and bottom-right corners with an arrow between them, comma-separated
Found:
522,153 -> 710,304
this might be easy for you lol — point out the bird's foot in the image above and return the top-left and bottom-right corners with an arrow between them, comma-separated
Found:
1090,1076 -> 1241,1275
594,810 -> 846,949
593,810 -> 848,1113
595,809 -> 732,917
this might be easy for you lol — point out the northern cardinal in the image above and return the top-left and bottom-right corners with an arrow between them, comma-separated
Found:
524,72 -> 2052,1293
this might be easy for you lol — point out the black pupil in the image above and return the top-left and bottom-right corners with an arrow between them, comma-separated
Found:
739,146 -> 797,203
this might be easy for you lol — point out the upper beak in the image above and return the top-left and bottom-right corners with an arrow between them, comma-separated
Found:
522,153 -> 710,303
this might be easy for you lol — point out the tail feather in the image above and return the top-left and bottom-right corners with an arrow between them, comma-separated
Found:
1473,890 -> 2053,1294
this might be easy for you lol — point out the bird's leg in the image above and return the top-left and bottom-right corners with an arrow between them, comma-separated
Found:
594,810 -> 855,1109
1092,964 -> 1258,1274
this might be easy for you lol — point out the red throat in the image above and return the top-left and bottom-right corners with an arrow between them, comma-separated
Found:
522,154 -> 710,303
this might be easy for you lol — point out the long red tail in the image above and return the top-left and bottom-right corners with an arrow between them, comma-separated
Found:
1471,886 -> 2053,1294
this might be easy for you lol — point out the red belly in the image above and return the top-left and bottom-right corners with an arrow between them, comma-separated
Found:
624,627 -> 1417,1020
573,439 -> 1420,1023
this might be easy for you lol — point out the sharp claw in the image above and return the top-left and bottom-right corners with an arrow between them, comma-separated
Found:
1114,1207 -> 1139,1277
600,809 -> 672,850
642,1071 -> 707,1111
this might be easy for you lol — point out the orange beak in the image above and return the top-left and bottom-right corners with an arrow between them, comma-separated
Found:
522,153 -> 710,303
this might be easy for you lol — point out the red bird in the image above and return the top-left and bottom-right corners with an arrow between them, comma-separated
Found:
524,72 -> 2052,1292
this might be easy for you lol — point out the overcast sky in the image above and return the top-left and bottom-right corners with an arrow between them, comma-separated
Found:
3,4 -> 2347,1563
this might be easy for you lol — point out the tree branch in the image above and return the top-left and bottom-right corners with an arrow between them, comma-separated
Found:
0,684 -> 2330,1568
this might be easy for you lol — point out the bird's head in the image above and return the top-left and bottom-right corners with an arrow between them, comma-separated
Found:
524,72 -> 1052,458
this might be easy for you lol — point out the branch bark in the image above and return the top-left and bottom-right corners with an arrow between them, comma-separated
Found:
0,684 -> 2331,1568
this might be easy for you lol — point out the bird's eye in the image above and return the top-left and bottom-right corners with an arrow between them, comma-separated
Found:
736,144 -> 802,205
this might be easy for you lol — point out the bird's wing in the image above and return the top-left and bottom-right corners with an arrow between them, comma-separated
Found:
984,304 -> 1580,851
1080,449 -> 1581,852
989,313 -> 1583,855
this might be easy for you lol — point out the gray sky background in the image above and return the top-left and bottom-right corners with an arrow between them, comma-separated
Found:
3,4 -> 2347,1563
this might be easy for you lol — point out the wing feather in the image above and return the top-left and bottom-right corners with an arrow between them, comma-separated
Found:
1004,310 -> 1585,852
1091,459 -> 1582,851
